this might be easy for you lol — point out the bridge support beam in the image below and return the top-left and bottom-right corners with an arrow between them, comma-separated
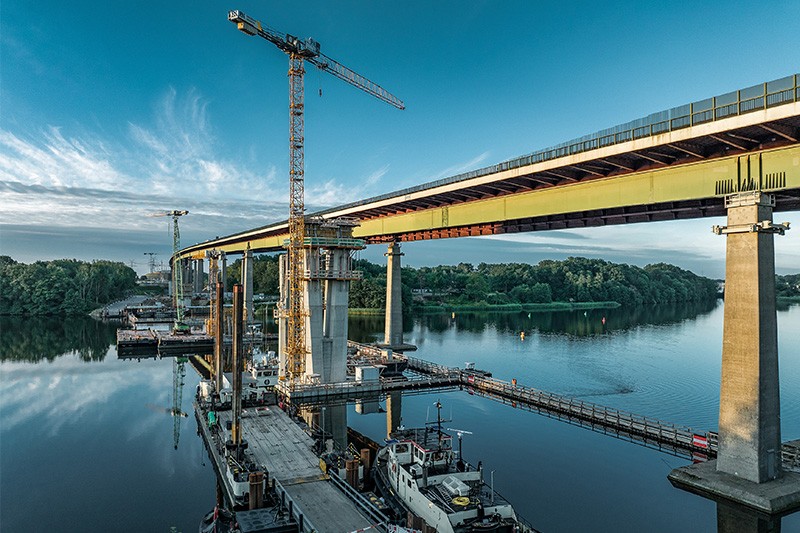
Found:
379,242 -> 415,352
242,246 -> 254,324
669,191 -> 800,514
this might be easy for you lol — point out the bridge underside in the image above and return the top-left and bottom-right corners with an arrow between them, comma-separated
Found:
179,106 -> 800,258
366,192 -> 800,243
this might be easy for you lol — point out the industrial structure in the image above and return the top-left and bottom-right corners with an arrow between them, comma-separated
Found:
173,73 -> 800,517
227,9 -> 404,384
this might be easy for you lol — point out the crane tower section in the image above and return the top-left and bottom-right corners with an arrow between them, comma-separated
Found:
228,10 -> 403,383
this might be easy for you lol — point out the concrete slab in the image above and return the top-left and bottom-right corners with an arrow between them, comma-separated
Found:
669,460 -> 800,515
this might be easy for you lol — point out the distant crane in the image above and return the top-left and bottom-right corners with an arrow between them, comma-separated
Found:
148,210 -> 190,450
143,252 -> 159,273
148,210 -> 190,331
228,10 -> 403,382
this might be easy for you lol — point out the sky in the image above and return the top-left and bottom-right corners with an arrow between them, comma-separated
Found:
1,0 -> 799,278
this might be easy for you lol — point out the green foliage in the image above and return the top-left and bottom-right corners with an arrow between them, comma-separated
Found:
214,253 -> 718,313
411,257 -> 717,307
776,273 -> 800,300
226,255 -> 280,295
0,257 -> 137,316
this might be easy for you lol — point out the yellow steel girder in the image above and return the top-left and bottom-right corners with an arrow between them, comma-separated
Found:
179,144 -> 800,258
355,145 -> 800,238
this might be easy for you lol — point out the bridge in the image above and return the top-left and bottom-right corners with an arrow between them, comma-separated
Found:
179,74 -> 799,258
180,73 -> 800,517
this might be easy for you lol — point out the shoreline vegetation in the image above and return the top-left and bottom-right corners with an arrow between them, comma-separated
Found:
3,253 -> 798,317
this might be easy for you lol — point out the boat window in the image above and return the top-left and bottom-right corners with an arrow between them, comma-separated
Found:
395,443 -> 408,454
406,479 -> 411,488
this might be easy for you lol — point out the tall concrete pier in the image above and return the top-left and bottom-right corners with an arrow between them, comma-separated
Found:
276,218 -> 363,383
716,192 -> 782,482
193,258 -> 204,295
384,242 -> 403,347
669,191 -> 798,514
379,242 -> 415,352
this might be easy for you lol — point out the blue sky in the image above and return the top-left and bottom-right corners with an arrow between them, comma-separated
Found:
1,0 -> 798,277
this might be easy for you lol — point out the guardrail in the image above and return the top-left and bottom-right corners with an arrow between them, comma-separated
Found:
316,73 -> 799,215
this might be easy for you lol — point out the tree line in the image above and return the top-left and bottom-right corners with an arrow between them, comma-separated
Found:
0,256 -> 137,316
231,254 -> 719,310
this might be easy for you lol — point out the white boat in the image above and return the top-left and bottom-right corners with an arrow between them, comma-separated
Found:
374,402 -> 535,532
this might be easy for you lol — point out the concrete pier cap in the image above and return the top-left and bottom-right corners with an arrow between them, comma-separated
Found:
669,191 -> 800,515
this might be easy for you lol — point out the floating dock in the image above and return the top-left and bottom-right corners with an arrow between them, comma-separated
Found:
194,401 -> 382,532
116,329 -> 274,358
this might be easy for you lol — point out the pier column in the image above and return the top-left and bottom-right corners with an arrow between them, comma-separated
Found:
668,192 -> 799,515
715,192 -> 786,483
384,242 -> 404,347
242,246 -> 254,325
194,258 -> 205,295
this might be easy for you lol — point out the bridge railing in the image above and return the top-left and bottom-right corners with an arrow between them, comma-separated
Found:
314,73 -> 799,216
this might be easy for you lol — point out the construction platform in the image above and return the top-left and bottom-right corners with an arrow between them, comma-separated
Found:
194,402 -> 379,532
116,329 -> 213,357
116,329 -> 273,358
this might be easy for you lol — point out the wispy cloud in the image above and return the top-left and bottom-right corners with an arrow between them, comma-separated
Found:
0,87 -> 317,240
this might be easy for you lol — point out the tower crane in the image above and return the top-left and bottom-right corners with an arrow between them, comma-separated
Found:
149,210 -> 190,332
149,210 -> 190,449
143,252 -> 159,273
228,9 -> 404,382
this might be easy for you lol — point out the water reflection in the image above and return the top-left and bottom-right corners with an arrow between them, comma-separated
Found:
417,299 -> 719,336
717,500 -> 782,533
0,316 -> 117,362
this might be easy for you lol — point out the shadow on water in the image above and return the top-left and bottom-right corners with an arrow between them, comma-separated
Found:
0,316 -> 117,363
416,299 -> 720,336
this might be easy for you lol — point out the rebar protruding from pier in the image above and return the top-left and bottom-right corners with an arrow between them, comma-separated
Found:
214,281 -> 224,393
231,284 -> 244,446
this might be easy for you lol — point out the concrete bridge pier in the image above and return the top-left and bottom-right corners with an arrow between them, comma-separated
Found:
379,242 -> 415,352
193,258 -> 204,295
669,191 -> 799,514
242,246 -> 254,324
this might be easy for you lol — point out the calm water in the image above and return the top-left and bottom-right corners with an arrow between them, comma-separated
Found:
1,302 -> 799,532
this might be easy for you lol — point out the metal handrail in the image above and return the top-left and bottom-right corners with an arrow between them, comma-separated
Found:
315,73 -> 799,216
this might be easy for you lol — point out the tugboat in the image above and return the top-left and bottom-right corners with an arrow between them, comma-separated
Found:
373,401 -> 536,532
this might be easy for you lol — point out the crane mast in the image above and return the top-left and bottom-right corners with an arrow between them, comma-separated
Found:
228,10 -> 403,383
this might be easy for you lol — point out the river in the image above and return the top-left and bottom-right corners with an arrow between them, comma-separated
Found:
0,301 -> 798,532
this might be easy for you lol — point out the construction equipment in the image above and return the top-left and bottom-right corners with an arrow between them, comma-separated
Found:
149,210 -> 190,449
228,10 -> 403,382
149,210 -> 190,332
143,252 -> 159,273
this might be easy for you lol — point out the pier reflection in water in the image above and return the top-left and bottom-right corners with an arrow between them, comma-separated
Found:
1,301 -> 798,532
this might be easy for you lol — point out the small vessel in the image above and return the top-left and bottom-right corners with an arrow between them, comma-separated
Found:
373,401 -> 536,532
